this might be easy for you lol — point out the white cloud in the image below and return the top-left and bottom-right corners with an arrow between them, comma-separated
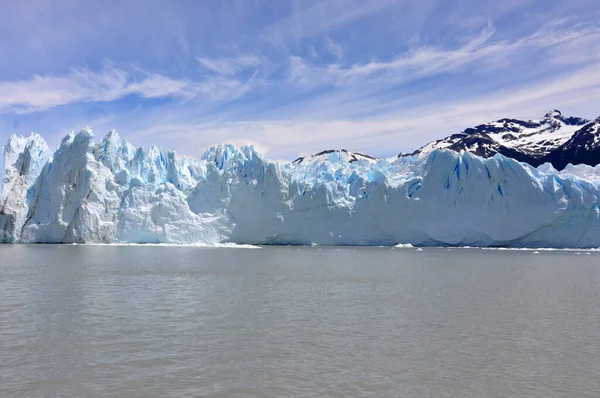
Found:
0,65 -> 193,113
4,3 -> 600,162
284,21 -> 499,88
286,21 -> 600,89
193,69 -> 261,103
308,45 -> 320,60
261,0 -> 401,47
197,54 -> 261,75
123,62 -> 600,160
125,73 -> 192,98
0,62 -> 264,115
324,37 -> 344,61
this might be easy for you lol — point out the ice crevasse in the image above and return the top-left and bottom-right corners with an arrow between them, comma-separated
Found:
1,128 -> 600,247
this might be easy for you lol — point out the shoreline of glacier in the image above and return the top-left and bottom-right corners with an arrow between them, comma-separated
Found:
2,243 -> 599,252
2,128 -> 600,248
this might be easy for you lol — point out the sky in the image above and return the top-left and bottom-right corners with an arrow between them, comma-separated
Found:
1,0 -> 600,160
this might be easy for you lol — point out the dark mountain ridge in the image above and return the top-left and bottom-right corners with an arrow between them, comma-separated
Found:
399,110 -> 598,170
291,110 -> 599,170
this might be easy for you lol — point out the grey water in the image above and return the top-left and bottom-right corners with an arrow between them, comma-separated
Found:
1,246 -> 600,398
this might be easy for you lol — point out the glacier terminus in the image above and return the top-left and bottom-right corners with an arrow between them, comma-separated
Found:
2,122 -> 600,248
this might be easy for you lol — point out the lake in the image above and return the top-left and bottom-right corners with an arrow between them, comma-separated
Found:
1,245 -> 599,397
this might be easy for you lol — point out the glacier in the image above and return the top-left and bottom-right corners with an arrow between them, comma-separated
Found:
1,128 -> 600,247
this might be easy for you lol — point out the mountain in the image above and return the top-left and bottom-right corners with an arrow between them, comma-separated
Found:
401,110 -> 596,169
2,128 -> 600,247
292,149 -> 378,165
544,117 -> 600,170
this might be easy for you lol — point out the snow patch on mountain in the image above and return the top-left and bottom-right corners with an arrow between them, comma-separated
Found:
293,149 -> 378,165
405,110 -> 597,169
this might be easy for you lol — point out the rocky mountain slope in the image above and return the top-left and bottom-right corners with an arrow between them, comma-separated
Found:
399,110 -> 599,169
292,149 -> 378,165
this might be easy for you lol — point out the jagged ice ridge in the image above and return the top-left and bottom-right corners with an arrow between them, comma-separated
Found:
2,128 -> 600,247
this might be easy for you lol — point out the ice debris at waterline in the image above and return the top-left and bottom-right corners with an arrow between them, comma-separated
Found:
2,128 -> 600,247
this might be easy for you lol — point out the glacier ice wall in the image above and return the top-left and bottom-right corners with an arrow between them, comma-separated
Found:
0,133 -> 51,242
2,129 -> 600,247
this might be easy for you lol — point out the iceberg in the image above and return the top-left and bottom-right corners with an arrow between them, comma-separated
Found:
2,128 -> 600,247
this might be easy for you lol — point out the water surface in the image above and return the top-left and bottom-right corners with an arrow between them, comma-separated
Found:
1,245 -> 599,397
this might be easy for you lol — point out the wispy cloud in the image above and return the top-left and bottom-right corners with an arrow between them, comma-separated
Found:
285,21 -> 498,88
0,64 -> 193,113
123,59 -> 600,160
2,0 -> 600,161
83,16 -> 600,160
0,61 -> 266,115
261,0 -> 400,47
193,70 -> 261,103
197,54 -> 261,75
324,37 -> 344,61
283,19 -> 600,106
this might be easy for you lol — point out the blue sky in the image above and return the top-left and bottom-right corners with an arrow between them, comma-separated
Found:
1,0 -> 599,159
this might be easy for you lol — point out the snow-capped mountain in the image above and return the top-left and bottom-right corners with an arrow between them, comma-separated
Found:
293,149 -> 378,165
544,117 -> 600,170
2,128 -> 600,247
402,110 -> 596,169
